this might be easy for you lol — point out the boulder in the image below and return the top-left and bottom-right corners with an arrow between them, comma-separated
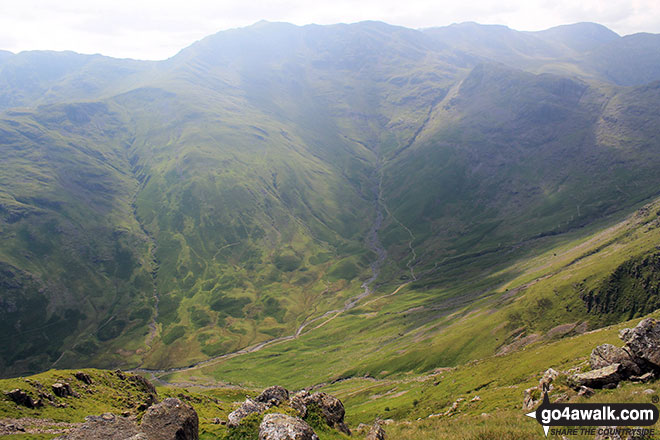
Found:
55,399 -> 198,440
140,397 -> 198,440
52,383 -> 76,398
74,372 -> 93,385
366,420 -> 386,440
568,364 -> 623,389
289,391 -> 309,417
54,413 -> 139,440
5,388 -> 41,408
256,386 -> 289,407
289,391 -> 350,435
619,318 -> 660,369
259,413 -> 319,440
227,398 -> 268,427
590,344 -> 641,376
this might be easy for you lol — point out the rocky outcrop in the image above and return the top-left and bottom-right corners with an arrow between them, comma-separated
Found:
74,372 -> 93,385
567,318 -> 660,390
140,398 -> 198,440
258,414 -> 319,440
290,391 -> 351,435
256,386 -> 289,406
227,385 -> 291,427
590,344 -> 641,376
128,374 -> 157,396
226,386 -> 350,436
52,383 -> 77,398
55,398 -> 198,440
619,318 -> 660,370
227,398 -> 269,427
568,364 -> 623,389
366,420 -> 386,440
523,368 -> 560,410
539,368 -> 559,392
5,389 -> 42,409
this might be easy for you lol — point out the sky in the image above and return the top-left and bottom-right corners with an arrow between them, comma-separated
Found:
0,0 -> 659,60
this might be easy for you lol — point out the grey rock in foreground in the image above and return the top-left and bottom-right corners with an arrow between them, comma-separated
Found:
290,391 -> 351,435
257,386 -> 289,406
590,344 -> 641,376
55,398 -> 198,440
140,397 -> 198,440
227,398 -> 269,427
568,364 -> 623,389
619,318 -> 660,370
259,413 -> 319,440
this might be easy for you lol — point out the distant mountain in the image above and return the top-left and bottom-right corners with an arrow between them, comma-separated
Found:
1,20 -> 660,377
423,21 -> 659,86
531,22 -> 620,52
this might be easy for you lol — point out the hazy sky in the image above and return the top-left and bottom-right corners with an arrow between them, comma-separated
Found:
1,0 -> 658,60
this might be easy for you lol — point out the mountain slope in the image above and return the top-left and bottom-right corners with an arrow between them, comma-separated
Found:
1,21 -> 660,379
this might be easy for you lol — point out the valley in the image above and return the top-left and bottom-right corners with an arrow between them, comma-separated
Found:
1,19 -> 660,439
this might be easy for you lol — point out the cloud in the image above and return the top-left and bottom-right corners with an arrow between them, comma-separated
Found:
0,0 -> 658,59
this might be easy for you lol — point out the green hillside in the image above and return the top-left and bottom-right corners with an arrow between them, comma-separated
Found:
1,20 -> 660,387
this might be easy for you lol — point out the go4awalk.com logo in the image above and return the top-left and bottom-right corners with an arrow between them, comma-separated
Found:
526,393 -> 659,437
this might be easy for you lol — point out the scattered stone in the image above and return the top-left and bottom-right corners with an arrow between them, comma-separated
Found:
366,420 -> 386,440
590,344 -> 641,376
114,370 -> 127,380
0,421 -> 25,434
140,397 -> 198,440
74,372 -> 93,385
577,386 -> 595,398
256,386 -> 289,407
568,364 -> 623,389
258,413 -> 319,440
227,398 -> 268,427
5,389 -> 41,409
619,318 -> 660,370
470,395 -> 481,402
553,393 -> 569,403
382,419 -> 394,425
54,413 -> 139,440
52,383 -> 76,398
